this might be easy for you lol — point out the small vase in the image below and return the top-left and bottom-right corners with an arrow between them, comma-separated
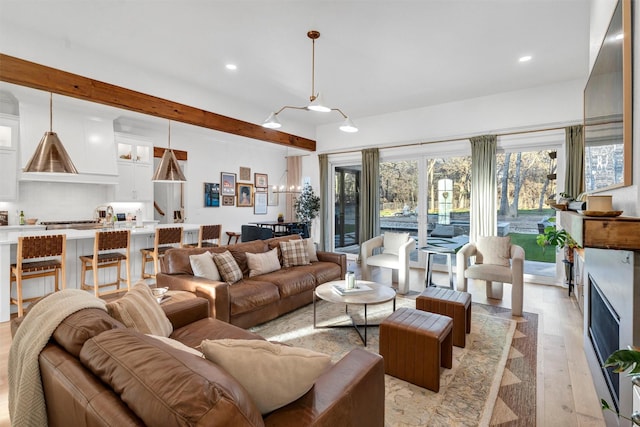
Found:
277,216 -> 284,223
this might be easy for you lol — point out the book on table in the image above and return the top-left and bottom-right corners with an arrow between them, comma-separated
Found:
332,283 -> 372,296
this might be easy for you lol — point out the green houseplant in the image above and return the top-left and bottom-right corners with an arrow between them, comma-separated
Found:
294,183 -> 320,226
601,346 -> 640,425
536,217 -> 579,263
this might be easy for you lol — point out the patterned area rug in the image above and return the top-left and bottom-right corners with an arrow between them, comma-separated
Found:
250,295 -> 520,426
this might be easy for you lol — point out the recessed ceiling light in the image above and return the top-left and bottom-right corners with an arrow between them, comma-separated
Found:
519,55 -> 532,63
225,64 -> 237,71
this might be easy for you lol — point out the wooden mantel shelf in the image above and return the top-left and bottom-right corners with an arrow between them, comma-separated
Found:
559,211 -> 640,251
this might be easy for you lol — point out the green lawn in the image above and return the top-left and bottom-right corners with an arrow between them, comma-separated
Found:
509,233 -> 555,263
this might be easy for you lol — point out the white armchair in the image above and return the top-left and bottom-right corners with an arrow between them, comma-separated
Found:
456,236 -> 525,316
360,232 -> 414,294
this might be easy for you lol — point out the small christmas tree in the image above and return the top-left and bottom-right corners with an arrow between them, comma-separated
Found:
294,183 -> 320,224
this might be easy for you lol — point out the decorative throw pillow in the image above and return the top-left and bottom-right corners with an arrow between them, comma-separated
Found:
305,238 -> 319,263
211,250 -> 243,283
106,282 -> 173,337
189,251 -> 221,281
246,248 -> 281,277
279,239 -> 310,267
382,232 -> 410,256
476,236 -> 512,267
146,335 -> 204,358
201,339 -> 331,414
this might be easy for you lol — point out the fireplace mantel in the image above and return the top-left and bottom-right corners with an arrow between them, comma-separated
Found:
558,211 -> 640,251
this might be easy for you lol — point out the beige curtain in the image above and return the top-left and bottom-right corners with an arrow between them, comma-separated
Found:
564,125 -> 584,199
318,154 -> 330,251
286,156 -> 301,221
469,135 -> 497,242
360,148 -> 380,244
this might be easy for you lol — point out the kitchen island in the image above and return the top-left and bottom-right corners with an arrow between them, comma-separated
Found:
0,223 -> 201,322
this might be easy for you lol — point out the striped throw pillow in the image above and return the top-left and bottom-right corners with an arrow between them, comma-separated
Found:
279,240 -> 310,267
106,282 -> 173,337
211,250 -> 243,283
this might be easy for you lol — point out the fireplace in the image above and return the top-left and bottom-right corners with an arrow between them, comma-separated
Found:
588,275 -> 620,410
584,248 -> 640,427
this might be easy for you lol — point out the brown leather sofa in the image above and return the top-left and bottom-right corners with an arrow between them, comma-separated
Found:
13,296 -> 385,426
158,234 -> 346,328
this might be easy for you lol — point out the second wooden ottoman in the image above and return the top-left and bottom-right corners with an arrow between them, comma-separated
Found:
379,307 -> 453,392
416,287 -> 471,348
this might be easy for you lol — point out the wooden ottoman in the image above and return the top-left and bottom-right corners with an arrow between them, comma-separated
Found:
416,287 -> 471,348
379,307 -> 453,392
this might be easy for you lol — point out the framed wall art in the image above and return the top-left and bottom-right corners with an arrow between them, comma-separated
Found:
239,166 -> 251,181
254,192 -> 268,214
204,182 -> 220,207
254,173 -> 268,188
268,186 -> 279,206
221,172 -> 236,195
236,183 -> 254,207
222,195 -> 235,206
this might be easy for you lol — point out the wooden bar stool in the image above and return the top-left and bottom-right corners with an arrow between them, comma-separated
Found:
185,224 -> 221,248
140,226 -> 183,279
226,231 -> 241,245
10,234 -> 67,317
79,229 -> 131,297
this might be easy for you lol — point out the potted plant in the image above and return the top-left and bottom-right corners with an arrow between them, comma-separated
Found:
294,183 -> 320,230
601,346 -> 640,425
536,217 -> 579,263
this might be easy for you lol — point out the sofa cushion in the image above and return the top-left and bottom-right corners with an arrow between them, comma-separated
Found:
170,317 -> 265,348
146,334 -> 204,357
279,240 -> 310,267
267,234 -> 302,264
382,232 -> 410,256
189,251 -> 221,281
80,329 -> 264,427
229,240 -> 270,277
52,308 -> 124,357
228,280 -> 280,316
249,269 -> 316,298
476,236 -> 511,267
246,248 -> 281,277
212,251 -> 243,283
106,283 -> 173,337
201,339 -> 331,415
294,262 -> 342,285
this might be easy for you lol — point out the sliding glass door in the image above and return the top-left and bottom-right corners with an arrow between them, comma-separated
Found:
334,166 -> 360,254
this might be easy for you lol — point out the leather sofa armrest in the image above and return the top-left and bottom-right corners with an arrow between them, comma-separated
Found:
162,297 -> 209,330
316,251 -> 347,279
264,348 -> 385,427
157,273 -> 231,323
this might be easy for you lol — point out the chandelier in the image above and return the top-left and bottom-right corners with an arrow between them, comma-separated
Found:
262,30 -> 358,133
152,121 -> 186,182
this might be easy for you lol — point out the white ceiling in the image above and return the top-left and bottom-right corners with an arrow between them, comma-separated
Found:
0,0 -> 591,130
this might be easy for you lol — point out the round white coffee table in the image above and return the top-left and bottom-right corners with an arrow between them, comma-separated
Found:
314,280 -> 396,346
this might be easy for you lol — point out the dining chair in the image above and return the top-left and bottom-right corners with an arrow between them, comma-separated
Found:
10,234 -> 67,317
79,229 -> 131,297
185,224 -> 222,248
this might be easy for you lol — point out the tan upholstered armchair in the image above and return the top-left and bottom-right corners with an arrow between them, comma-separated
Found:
456,236 -> 525,316
360,232 -> 414,295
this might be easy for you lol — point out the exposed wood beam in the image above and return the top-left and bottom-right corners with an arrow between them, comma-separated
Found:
154,147 -> 188,161
0,54 -> 316,151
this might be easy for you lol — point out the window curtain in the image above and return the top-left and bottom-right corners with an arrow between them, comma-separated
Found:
318,153 -> 330,251
286,156 -> 301,221
564,125 -> 584,199
469,135 -> 497,242
360,148 -> 380,245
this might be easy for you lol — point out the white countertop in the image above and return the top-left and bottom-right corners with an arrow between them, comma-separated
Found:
0,223 -> 201,244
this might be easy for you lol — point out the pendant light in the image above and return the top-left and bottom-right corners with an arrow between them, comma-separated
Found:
23,93 -> 78,174
262,30 -> 358,133
152,121 -> 186,182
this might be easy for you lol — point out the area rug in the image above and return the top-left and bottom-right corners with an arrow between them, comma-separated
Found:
250,295 -> 517,426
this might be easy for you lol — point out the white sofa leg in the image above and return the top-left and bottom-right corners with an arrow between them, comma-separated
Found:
362,264 -> 372,281
486,281 -> 504,300
511,284 -> 523,317
391,268 -> 398,285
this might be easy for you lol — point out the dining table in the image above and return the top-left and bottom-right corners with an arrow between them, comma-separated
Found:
250,220 -> 302,236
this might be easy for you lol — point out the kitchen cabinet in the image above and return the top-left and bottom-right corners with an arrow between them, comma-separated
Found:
115,134 -> 153,201
0,114 -> 18,200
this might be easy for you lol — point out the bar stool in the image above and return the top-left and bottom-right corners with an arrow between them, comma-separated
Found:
185,224 -> 221,248
226,231 -> 241,245
10,234 -> 67,317
140,226 -> 183,279
79,229 -> 131,297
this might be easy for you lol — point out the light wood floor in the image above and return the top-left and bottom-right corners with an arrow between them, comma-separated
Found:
0,265 -> 605,426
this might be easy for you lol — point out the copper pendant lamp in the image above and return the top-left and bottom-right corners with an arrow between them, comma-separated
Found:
23,93 -> 78,174
152,121 -> 186,182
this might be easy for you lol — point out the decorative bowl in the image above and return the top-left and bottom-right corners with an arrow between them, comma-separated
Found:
25,218 -> 38,225
151,287 -> 169,302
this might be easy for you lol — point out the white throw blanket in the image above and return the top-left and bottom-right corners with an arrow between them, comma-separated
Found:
8,289 -> 107,427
